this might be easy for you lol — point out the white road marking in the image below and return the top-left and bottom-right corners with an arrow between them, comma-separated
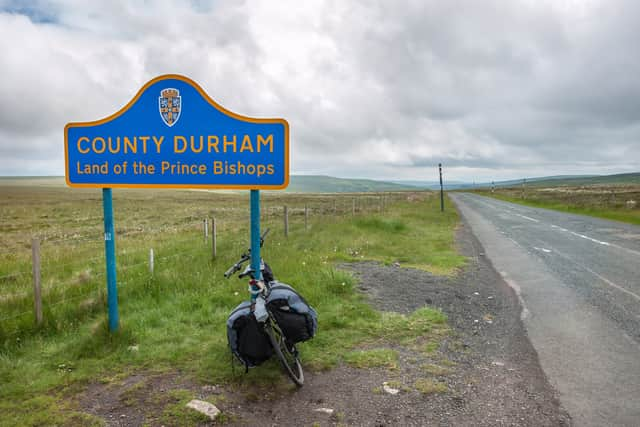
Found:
501,273 -> 531,321
550,223 -> 613,245
515,214 -> 539,223
550,247 -> 640,302
608,242 -> 640,258
556,225 -> 640,257
507,237 -> 521,247
533,247 -> 552,253
550,224 -> 640,257
569,231 -> 610,246
472,196 -> 505,212
469,194 -> 640,258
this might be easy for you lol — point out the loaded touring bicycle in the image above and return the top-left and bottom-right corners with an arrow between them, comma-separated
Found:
225,229 -> 317,386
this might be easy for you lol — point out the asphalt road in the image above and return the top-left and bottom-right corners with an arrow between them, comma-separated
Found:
451,193 -> 640,427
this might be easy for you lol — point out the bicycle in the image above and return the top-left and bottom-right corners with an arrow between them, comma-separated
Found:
224,228 -> 305,386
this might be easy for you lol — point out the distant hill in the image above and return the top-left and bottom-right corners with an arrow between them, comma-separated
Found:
469,173 -> 640,189
285,175 -> 420,193
0,175 -> 420,193
4,172 -> 636,192
391,180 -> 466,190
523,173 -> 640,187
0,176 -> 66,186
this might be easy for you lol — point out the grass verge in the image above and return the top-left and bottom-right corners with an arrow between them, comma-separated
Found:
0,191 -> 464,425
476,189 -> 640,225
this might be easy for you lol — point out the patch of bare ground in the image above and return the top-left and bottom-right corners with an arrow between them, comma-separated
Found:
79,218 -> 571,426
79,372 -> 197,426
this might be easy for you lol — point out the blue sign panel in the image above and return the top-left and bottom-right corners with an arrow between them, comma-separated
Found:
65,75 -> 289,189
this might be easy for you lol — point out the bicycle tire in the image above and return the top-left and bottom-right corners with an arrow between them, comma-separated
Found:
265,319 -> 304,386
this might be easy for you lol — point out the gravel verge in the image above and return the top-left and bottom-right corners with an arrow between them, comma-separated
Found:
80,216 -> 571,426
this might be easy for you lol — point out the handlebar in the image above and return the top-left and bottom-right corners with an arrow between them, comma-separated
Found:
223,228 -> 270,278
223,254 -> 250,278
260,228 -> 270,247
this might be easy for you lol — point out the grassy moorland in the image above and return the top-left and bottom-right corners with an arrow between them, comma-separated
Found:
284,175 -> 419,192
0,182 -> 464,425
475,184 -> 640,225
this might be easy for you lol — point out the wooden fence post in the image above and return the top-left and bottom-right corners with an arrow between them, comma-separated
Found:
212,217 -> 217,259
203,218 -> 209,243
284,206 -> 289,237
304,204 -> 308,231
149,248 -> 154,275
31,238 -> 42,325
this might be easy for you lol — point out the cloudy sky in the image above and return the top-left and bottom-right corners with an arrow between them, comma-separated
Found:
0,0 -> 638,182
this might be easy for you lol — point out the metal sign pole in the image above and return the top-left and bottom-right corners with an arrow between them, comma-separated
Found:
102,188 -> 119,331
250,190 -> 262,286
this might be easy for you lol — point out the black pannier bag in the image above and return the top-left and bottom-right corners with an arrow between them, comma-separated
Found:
262,262 -> 275,283
227,301 -> 273,369
266,282 -> 318,344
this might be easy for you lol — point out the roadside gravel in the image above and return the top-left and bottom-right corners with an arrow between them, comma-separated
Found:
81,217 -> 571,426
210,218 -> 571,426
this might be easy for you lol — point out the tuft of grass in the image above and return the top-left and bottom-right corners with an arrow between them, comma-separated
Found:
414,378 -> 448,395
421,363 -> 453,376
344,348 -> 399,370
0,394 -> 104,426
375,307 -> 448,346
422,341 -> 439,355
354,217 -> 407,233
439,358 -> 457,367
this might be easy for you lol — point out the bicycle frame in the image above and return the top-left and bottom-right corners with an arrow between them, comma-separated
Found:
224,229 -> 304,386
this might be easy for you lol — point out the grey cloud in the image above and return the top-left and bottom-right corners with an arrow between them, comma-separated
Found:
1,0 -> 639,181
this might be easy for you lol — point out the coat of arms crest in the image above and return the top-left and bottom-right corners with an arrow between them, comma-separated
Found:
159,88 -> 181,127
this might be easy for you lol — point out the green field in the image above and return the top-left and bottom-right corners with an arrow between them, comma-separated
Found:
515,172 -> 640,187
0,182 -> 464,425
0,174 -> 420,195
283,175 -> 419,192
476,184 -> 640,225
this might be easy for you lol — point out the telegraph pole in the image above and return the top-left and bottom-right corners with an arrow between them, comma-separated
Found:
439,163 -> 444,212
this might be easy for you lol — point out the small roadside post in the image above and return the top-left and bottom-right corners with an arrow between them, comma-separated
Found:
212,218 -> 217,259
31,238 -> 42,326
284,206 -> 289,237
439,163 -> 444,212
65,74 -> 289,333
304,204 -> 308,230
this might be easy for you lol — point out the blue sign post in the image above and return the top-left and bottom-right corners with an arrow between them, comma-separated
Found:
65,75 -> 289,331
102,188 -> 119,331
250,190 -> 262,282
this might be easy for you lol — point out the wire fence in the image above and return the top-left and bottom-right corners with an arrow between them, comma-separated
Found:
1,192 -> 414,341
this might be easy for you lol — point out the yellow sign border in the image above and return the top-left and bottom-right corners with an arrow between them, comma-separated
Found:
64,74 -> 290,190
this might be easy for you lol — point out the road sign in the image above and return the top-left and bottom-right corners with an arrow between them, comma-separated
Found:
64,75 -> 289,332
65,74 -> 289,189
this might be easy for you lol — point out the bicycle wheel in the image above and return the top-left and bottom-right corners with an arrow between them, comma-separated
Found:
265,319 -> 304,386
